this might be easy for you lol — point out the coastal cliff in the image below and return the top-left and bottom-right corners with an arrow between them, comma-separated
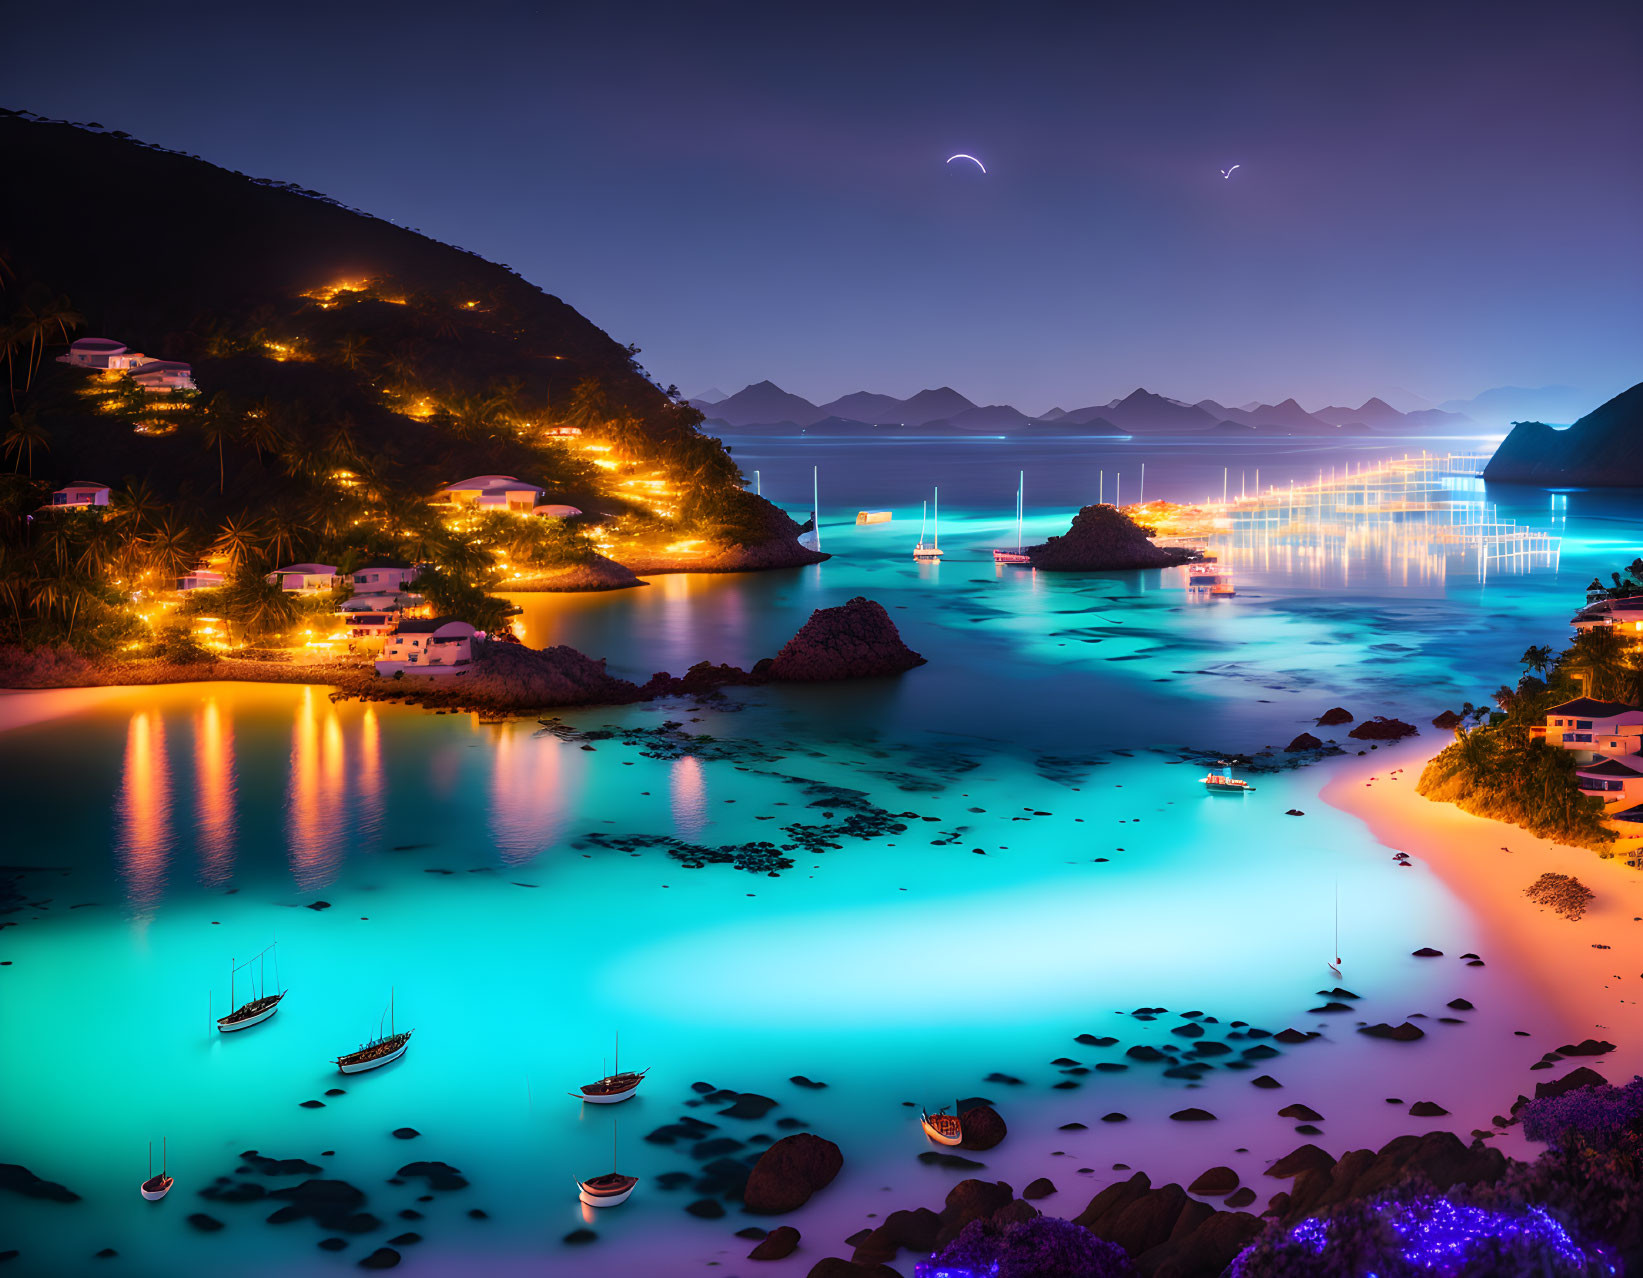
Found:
1027,503 -> 1196,571
1481,381 -> 1643,486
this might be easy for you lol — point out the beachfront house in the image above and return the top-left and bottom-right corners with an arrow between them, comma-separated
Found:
266,563 -> 341,594
1574,755 -> 1643,806
1531,697 -> 1643,760
374,618 -> 477,676
431,475 -> 545,513
130,359 -> 196,393
57,337 -> 148,372
46,481 -> 112,509
343,612 -> 399,641
1569,596 -> 1643,636
176,567 -> 225,591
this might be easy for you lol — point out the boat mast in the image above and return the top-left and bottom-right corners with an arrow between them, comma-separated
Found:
933,487 -> 939,551
229,956 -> 235,1011
148,1141 -> 153,1179
162,1137 -> 167,1177
812,466 -> 821,552
918,500 -> 928,549
1017,471 -> 1024,552
614,1030 -> 619,1078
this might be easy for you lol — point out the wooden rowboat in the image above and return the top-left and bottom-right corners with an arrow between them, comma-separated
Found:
920,1108 -> 963,1146
577,1172 -> 638,1208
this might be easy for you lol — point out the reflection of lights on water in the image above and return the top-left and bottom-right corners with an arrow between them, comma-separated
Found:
286,688 -> 346,890
357,705 -> 384,842
117,710 -> 173,914
670,755 -> 706,839
195,697 -> 236,886
489,724 -> 567,863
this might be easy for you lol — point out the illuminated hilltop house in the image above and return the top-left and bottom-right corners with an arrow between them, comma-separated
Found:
46,481 -> 111,510
1570,595 -> 1643,636
1531,697 -> 1643,761
57,337 -> 148,371
432,475 -> 545,513
374,618 -> 476,676
352,558 -> 422,595
266,563 -> 341,594
130,359 -> 195,393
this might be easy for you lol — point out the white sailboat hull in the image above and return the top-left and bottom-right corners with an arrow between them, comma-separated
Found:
218,1002 -> 280,1032
338,1040 -> 410,1073
140,1182 -> 172,1201
578,1184 -> 635,1207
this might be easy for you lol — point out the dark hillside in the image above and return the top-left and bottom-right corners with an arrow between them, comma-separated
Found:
1482,382 -> 1643,486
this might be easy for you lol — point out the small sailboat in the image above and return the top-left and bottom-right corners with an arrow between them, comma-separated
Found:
334,989 -> 413,1074
217,943 -> 287,1033
577,1124 -> 638,1208
913,489 -> 944,561
1328,880 -> 1343,978
993,471 -> 1031,564
920,1107 -> 963,1146
570,1033 -> 648,1104
140,1139 -> 173,1201
797,466 -> 821,550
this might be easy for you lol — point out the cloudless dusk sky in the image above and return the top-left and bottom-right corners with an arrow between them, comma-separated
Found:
8,1 -> 1640,411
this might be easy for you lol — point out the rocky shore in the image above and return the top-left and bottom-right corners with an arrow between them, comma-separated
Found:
504,552 -> 645,592
0,594 -> 924,711
1027,504 -> 1198,571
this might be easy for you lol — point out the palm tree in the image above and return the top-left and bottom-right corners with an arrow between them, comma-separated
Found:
113,479 -> 165,532
265,507 -> 311,568
2,410 -> 49,474
336,333 -> 370,370
240,402 -> 288,467
141,518 -> 198,585
1520,644 -> 1554,677
1563,626 -> 1631,700
200,400 -> 237,492
211,515 -> 267,573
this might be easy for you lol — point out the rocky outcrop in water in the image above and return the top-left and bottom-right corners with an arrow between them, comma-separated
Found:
1026,504 -> 1195,571
743,1133 -> 843,1213
766,597 -> 926,681
1348,716 -> 1418,741
460,640 -> 643,706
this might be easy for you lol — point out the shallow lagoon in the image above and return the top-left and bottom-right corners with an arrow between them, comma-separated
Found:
1,439 -> 1634,1277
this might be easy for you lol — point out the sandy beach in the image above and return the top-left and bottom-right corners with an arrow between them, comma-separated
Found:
1322,736 -> 1643,1087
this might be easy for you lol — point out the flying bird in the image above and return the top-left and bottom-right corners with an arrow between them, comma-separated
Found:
1220,165 -> 1241,179
946,153 -> 987,174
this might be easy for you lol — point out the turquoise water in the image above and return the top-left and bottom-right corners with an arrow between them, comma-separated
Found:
0,441 -> 1634,1276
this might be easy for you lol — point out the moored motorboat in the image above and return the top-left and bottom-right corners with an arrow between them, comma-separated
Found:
1202,771 -> 1256,793
140,1139 -> 173,1201
920,1108 -> 963,1146
335,989 -> 413,1074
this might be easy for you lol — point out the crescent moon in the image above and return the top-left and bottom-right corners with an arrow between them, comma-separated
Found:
946,153 -> 987,174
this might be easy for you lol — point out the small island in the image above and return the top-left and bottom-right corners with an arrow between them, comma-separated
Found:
1025,502 -> 1197,571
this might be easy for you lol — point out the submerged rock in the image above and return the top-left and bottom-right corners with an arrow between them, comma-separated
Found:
1316,707 -> 1354,726
749,1225 -> 800,1259
0,1165 -> 79,1203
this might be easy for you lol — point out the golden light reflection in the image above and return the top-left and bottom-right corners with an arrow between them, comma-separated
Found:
286,688 -> 346,890
670,755 -> 707,840
357,705 -> 384,843
117,710 -> 173,914
488,725 -> 567,864
194,697 -> 236,886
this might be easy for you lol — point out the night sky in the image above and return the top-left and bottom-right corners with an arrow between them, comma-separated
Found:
9,1 -> 1640,411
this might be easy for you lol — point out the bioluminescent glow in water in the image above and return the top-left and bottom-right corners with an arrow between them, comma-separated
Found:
1,442 -> 1633,1277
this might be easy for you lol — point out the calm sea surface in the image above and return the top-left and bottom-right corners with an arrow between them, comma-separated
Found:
1,435 -> 1634,1276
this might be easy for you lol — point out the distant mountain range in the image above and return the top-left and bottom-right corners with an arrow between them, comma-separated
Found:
690,381 -> 1510,437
